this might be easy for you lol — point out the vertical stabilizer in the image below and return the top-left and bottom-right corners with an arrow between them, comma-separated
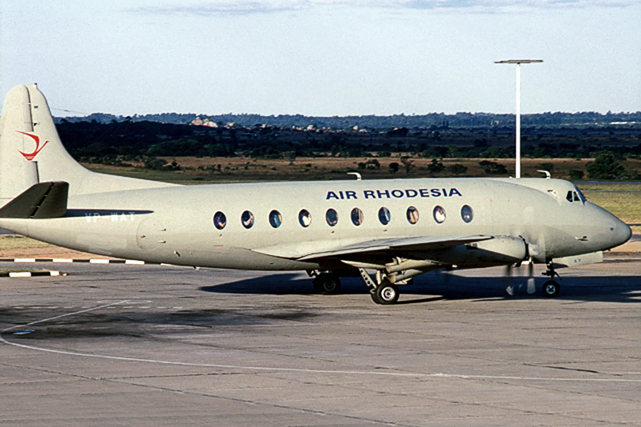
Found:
0,85 -> 44,203
0,85 -> 176,206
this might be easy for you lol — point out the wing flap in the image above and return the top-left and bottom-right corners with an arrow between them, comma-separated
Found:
0,181 -> 68,219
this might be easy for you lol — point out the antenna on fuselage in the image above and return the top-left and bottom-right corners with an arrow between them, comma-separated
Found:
347,172 -> 362,181
537,169 -> 551,179
495,59 -> 543,179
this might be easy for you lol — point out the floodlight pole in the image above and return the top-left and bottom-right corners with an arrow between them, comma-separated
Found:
495,59 -> 543,178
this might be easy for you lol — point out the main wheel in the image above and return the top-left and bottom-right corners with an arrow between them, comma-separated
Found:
542,280 -> 560,298
370,288 -> 382,304
313,274 -> 341,295
375,282 -> 400,305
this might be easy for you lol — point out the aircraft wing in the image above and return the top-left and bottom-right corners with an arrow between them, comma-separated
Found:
253,235 -> 493,261
297,235 -> 493,261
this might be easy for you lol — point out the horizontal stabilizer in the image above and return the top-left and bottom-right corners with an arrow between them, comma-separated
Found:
0,181 -> 68,219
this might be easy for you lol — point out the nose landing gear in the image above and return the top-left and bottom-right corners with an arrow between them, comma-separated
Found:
542,262 -> 561,298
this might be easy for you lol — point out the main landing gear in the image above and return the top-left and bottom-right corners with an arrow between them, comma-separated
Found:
309,269 -> 401,304
312,272 -> 341,295
542,262 -> 561,298
370,281 -> 400,305
356,268 -> 400,305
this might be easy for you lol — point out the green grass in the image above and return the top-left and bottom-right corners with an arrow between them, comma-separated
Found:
579,184 -> 641,224
0,236 -> 52,250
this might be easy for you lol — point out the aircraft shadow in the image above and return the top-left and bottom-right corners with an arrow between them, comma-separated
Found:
200,271 -> 641,304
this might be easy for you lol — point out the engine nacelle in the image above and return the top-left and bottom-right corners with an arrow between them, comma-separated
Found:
432,236 -> 527,268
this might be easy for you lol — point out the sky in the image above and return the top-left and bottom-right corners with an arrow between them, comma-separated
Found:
1,0 -> 640,117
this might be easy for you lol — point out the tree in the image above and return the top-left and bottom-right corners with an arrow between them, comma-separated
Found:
447,163 -> 468,176
568,169 -> 584,181
427,158 -> 445,175
479,160 -> 507,175
585,151 -> 624,180
388,162 -> 400,174
400,156 -> 416,175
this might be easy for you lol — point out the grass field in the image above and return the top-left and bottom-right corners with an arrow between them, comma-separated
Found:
579,183 -> 641,224
85,157 -> 641,184
0,236 -> 53,250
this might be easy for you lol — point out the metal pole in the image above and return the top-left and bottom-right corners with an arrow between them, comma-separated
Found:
495,59 -> 542,179
515,63 -> 521,179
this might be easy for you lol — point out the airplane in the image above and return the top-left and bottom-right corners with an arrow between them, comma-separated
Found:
0,84 -> 632,304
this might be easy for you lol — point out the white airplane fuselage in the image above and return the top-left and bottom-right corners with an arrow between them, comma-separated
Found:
0,84 -> 632,304
1,177 -> 630,271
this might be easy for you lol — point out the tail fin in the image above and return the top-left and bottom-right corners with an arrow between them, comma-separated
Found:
0,84 -> 175,205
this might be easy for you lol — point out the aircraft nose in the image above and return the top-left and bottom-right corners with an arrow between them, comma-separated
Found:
610,215 -> 632,248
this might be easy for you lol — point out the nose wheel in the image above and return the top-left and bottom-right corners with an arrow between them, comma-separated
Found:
542,280 -> 560,297
541,262 -> 561,298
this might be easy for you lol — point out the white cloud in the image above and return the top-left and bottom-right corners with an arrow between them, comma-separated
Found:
129,1 -> 312,16
129,0 -> 641,16
390,0 -> 641,10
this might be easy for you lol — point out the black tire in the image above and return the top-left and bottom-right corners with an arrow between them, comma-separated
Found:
542,280 -> 560,298
370,288 -> 382,304
313,274 -> 341,295
375,283 -> 399,305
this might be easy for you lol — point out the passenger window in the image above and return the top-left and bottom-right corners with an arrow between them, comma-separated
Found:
299,209 -> 311,227
351,208 -> 364,226
461,205 -> 473,223
378,207 -> 390,225
406,206 -> 419,224
213,211 -> 227,230
433,206 -> 446,224
326,208 -> 338,227
241,210 -> 254,229
269,210 -> 282,228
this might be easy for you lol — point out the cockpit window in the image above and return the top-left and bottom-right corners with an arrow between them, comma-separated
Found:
566,189 -> 586,204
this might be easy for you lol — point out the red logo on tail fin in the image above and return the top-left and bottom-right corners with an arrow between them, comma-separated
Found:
16,131 -> 49,161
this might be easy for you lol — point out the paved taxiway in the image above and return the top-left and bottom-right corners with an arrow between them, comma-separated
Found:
1,259 -> 641,426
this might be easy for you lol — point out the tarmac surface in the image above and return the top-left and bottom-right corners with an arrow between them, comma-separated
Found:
1,260 -> 641,426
